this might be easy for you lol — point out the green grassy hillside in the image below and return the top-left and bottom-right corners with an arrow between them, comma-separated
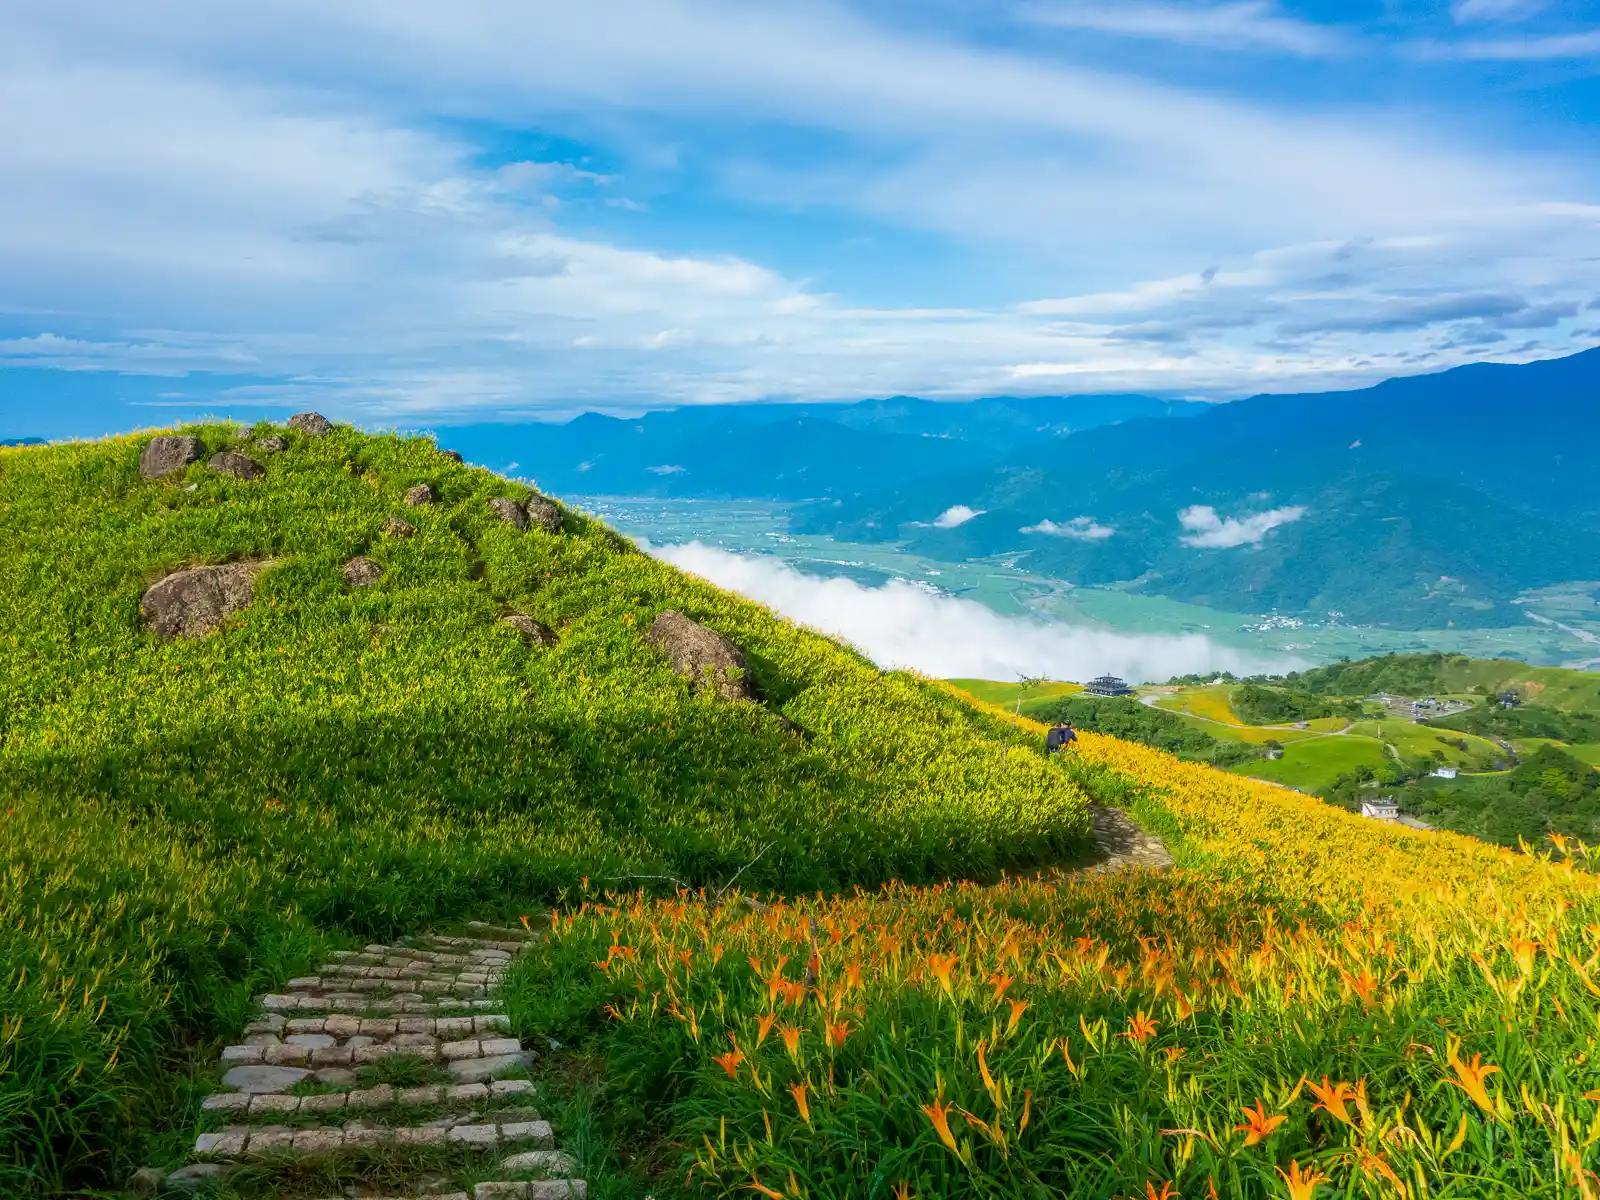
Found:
0,424 -> 1091,1192
1293,651 -> 1600,711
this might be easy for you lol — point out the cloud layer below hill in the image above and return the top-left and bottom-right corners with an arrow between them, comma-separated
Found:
654,541 -> 1289,682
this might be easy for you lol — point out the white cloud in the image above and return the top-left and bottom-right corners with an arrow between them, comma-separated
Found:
931,504 -> 984,528
0,0 -> 1597,418
654,541 -> 1288,682
1178,504 -> 1306,548
1021,516 -> 1116,540
1442,29 -> 1600,59
1022,1 -> 1341,56
1451,0 -> 1547,23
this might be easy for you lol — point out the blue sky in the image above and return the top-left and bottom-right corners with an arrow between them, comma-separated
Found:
3,0 -> 1600,437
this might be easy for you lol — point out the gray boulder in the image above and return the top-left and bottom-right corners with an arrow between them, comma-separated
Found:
647,610 -> 757,701
139,435 -> 204,479
489,497 -> 528,529
404,484 -> 434,506
503,614 -> 556,645
207,450 -> 264,480
128,1166 -> 166,1196
381,516 -> 415,538
440,448 -> 463,463
343,557 -> 383,587
253,435 -> 287,454
142,561 -> 268,640
287,412 -> 332,437
219,1063 -> 308,1093
524,494 -> 563,535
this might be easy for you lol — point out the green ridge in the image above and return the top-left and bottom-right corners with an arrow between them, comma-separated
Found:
0,424 -> 1090,1193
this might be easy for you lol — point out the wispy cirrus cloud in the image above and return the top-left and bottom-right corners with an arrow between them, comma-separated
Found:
0,0 -> 1598,432
1020,1 -> 1342,56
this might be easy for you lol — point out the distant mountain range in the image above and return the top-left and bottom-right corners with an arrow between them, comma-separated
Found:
0,437 -> 44,447
439,349 -> 1600,630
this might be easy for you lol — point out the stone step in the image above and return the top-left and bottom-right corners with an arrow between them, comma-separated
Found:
203,1077 -> 537,1117
244,1013 -> 511,1038
259,992 -> 500,1014
465,920 -> 539,943
220,1034 -> 523,1068
476,1183 -> 587,1199
194,1116 -> 555,1158
307,1185 -> 584,1200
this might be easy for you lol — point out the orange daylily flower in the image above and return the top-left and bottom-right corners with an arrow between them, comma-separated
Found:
1006,998 -> 1029,1035
1124,1011 -> 1159,1045
977,1039 -> 1002,1109
928,953 -> 959,997
1277,1161 -> 1329,1200
780,1024 -> 804,1056
1143,1183 -> 1179,1200
844,961 -> 864,991
755,1012 -> 777,1048
790,1080 -> 811,1123
826,1017 -> 853,1048
1446,1042 -> 1502,1116
1234,1100 -> 1287,1146
1306,1076 -> 1358,1126
746,1175 -> 784,1199
712,1046 -> 746,1079
989,971 -> 1015,1003
922,1088 -> 961,1154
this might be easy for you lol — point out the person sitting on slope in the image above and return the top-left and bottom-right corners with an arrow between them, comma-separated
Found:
1045,722 -> 1077,754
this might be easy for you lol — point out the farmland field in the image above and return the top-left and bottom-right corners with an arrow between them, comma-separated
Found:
1225,733 -> 1389,790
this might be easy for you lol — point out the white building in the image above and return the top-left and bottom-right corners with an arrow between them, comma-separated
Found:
1432,765 -> 1458,779
1361,800 -> 1399,821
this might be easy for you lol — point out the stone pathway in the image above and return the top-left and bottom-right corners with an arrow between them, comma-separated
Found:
160,923 -> 585,1199
1082,805 -> 1174,873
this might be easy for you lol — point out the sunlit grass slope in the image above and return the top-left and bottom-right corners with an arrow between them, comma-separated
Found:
0,425 -> 1090,1193
519,691 -> 1600,1199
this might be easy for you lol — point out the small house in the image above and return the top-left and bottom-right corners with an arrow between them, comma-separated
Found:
1432,765 -> 1458,779
1361,800 -> 1399,821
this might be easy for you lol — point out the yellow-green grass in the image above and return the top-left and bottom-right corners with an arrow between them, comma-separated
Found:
1152,684 -> 1241,726
0,427 -> 1093,1194
944,678 -> 1084,708
1347,719 -> 1502,765
1565,743 -> 1600,767
1227,734 -> 1391,791
1155,699 -> 1325,745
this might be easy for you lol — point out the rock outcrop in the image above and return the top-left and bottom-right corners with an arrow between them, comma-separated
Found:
207,451 -> 264,480
502,614 -> 556,645
381,517 -> 415,538
440,449 -> 463,463
139,435 -> 204,479
524,494 -> 563,535
287,412 -> 332,437
403,484 -> 434,506
343,557 -> 383,587
488,498 -> 528,529
253,435 -> 287,454
141,561 -> 268,640
647,610 -> 757,701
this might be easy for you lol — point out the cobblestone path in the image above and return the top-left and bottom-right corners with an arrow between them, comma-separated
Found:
171,922 -> 585,1199
1082,805 -> 1175,873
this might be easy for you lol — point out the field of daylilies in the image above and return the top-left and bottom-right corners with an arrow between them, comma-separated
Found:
512,716 -> 1600,1199
0,427 -> 1089,1193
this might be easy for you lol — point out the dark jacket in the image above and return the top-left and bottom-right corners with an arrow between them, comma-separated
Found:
1045,725 -> 1077,752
